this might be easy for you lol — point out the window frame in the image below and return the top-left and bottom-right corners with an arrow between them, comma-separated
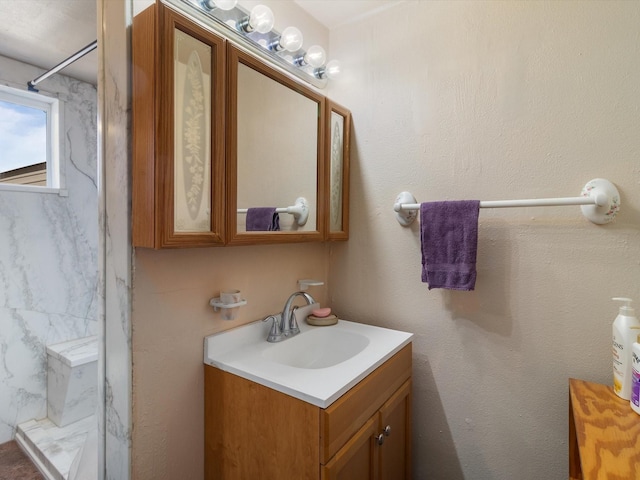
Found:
0,84 -> 61,189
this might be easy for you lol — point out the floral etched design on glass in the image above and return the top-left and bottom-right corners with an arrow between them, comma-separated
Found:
184,51 -> 205,219
174,29 -> 212,232
329,112 -> 344,231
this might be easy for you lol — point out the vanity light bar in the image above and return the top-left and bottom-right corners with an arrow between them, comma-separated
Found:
170,0 -> 337,89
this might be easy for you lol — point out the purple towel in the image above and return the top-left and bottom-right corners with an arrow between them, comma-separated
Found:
420,200 -> 480,291
246,207 -> 280,231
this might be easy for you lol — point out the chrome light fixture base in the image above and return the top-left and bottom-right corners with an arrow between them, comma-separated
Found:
170,0 -> 329,89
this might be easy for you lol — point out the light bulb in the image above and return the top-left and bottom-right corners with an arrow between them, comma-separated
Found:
248,5 -> 275,34
214,0 -> 237,10
238,5 -> 275,33
325,59 -> 341,79
304,45 -> 326,68
278,26 -> 304,52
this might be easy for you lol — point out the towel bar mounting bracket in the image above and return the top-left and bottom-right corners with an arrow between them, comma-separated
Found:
394,192 -> 418,226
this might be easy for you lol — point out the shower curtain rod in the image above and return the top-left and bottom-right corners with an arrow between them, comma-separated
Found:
28,40 -> 97,91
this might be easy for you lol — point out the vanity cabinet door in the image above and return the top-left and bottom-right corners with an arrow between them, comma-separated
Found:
132,3 -> 226,248
321,416 -> 378,480
378,380 -> 412,480
321,379 -> 412,480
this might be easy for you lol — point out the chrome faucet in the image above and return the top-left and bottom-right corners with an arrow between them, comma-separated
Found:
263,291 -> 316,342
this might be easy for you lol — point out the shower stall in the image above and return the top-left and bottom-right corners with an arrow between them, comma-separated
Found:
0,47 -> 99,479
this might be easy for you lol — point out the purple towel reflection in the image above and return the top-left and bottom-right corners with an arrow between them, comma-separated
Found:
246,207 -> 280,231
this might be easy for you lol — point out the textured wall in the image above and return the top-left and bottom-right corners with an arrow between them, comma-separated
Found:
0,55 -> 98,444
327,1 -> 640,479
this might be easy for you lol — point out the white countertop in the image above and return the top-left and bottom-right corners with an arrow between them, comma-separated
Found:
204,306 -> 413,408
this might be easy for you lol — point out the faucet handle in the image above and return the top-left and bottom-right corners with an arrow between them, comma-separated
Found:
263,315 -> 283,343
289,306 -> 301,336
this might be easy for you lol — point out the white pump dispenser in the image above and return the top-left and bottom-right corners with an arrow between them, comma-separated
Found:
612,297 -> 640,400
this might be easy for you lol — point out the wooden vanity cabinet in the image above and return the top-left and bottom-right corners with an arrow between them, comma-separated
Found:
132,3 -> 226,248
204,344 -> 412,480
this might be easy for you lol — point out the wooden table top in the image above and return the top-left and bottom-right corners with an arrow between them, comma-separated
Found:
569,378 -> 640,479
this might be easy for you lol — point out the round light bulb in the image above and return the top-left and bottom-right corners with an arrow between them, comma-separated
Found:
214,0 -> 237,10
249,5 -> 275,34
325,60 -> 341,79
279,26 -> 304,52
304,45 -> 326,68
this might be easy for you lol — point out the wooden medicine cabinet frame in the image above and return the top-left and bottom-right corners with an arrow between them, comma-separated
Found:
225,44 -> 327,246
132,3 -> 226,248
325,101 -> 352,241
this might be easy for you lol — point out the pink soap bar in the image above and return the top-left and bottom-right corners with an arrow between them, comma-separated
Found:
312,307 -> 332,318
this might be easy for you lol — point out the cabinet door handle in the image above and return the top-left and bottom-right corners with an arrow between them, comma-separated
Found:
383,425 -> 391,437
376,433 -> 385,446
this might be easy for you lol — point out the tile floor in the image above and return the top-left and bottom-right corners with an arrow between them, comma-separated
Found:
0,440 -> 44,479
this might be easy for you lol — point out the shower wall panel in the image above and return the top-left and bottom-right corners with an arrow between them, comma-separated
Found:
0,54 -> 98,443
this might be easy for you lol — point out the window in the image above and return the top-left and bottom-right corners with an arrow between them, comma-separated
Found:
0,84 -> 60,188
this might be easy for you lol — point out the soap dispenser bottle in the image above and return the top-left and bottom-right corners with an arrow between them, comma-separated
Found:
612,297 -> 640,400
630,330 -> 640,414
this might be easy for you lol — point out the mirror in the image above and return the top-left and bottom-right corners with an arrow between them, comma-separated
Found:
326,101 -> 351,240
226,44 -> 325,245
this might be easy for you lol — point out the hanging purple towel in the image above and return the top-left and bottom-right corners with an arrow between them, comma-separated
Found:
420,200 -> 480,291
246,207 -> 280,231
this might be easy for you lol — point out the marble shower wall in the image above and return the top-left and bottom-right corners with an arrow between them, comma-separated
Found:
0,54 -> 98,444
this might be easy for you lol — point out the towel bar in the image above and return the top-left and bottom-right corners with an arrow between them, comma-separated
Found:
394,178 -> 620,226
237,197 -> 309,226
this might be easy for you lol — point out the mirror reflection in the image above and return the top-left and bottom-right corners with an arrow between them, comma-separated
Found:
235,62 -> 319,233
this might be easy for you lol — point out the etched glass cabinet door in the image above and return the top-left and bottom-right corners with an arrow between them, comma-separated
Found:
132,3 -> 225,248
325,101 -> 351,241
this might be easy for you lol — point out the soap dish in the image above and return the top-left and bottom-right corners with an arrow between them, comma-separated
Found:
306,314 -> 338,326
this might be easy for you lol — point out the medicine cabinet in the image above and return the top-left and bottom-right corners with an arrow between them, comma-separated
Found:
132,2 -> 351,248
132,3 -> 226,248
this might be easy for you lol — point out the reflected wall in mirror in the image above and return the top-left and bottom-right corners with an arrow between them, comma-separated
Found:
227,44 -> 325,245
326,101 -> 351,240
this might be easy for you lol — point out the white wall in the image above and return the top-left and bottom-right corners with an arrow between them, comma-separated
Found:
328,1 -> 640,479
0,55 -> 98,443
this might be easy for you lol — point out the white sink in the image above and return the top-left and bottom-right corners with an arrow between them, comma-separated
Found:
204,304 -> 413,408
262,328 -> 370,369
